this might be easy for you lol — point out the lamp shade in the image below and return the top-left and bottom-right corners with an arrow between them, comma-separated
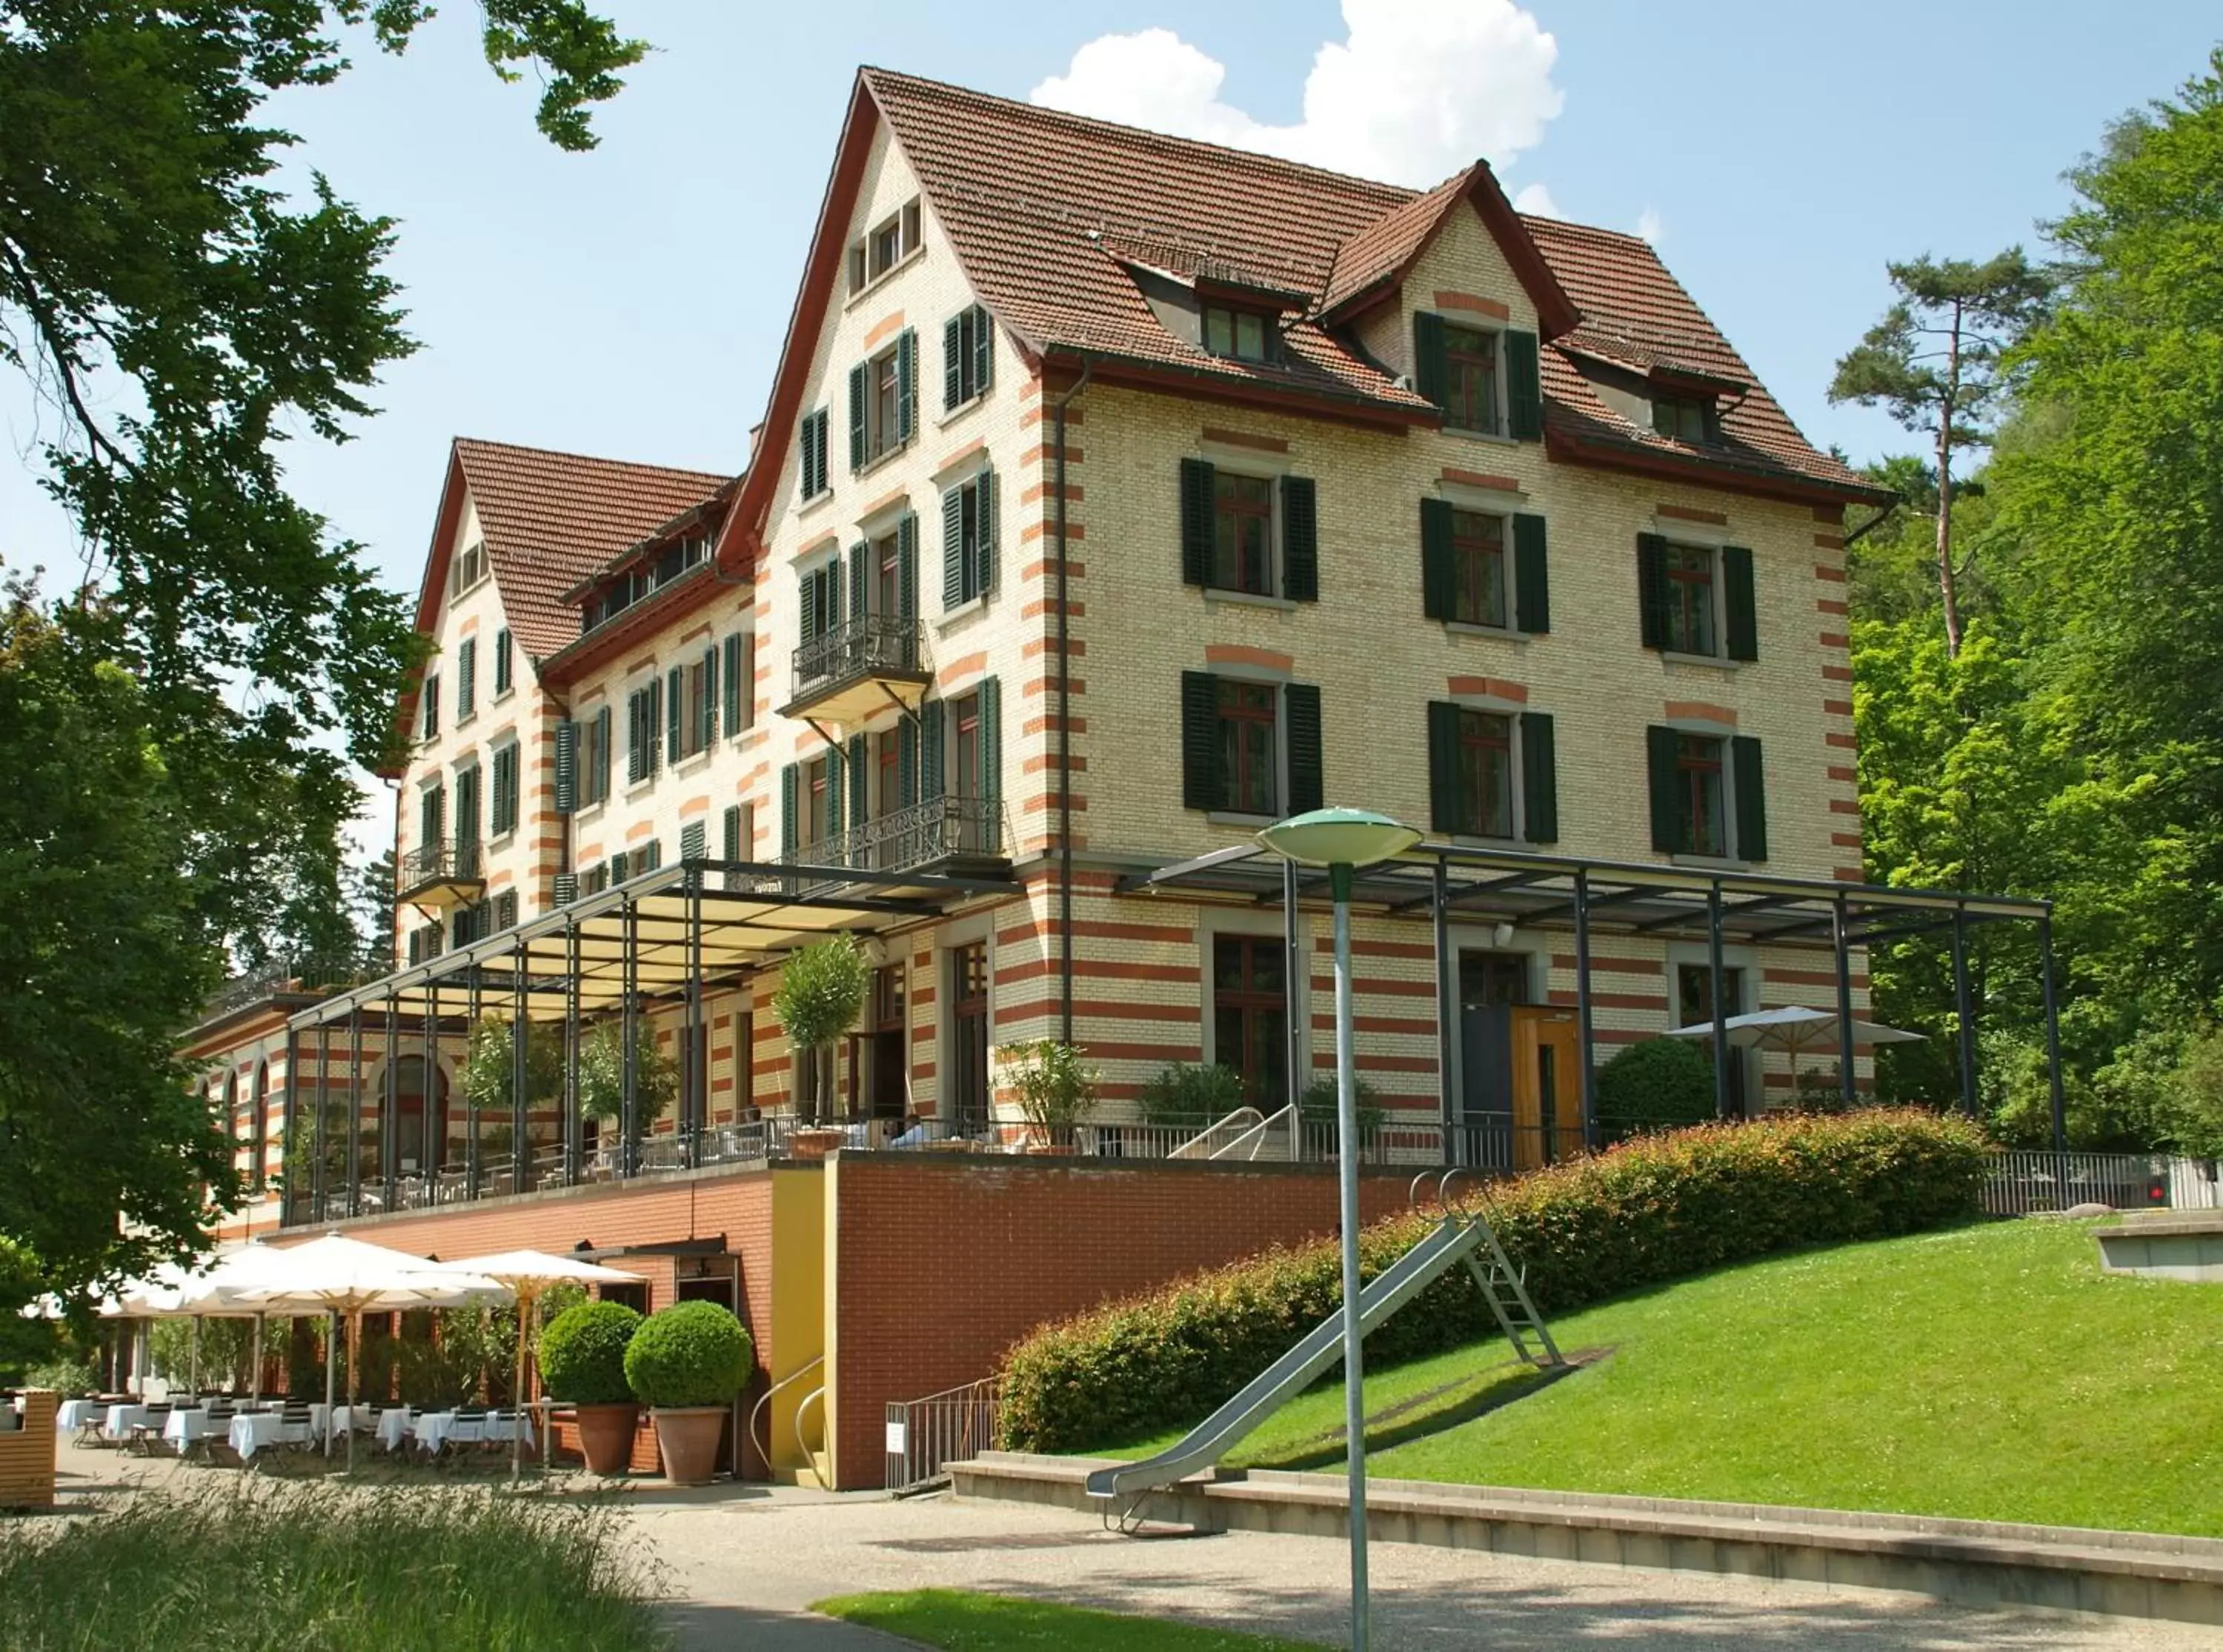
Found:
1255,807 -> 1422,870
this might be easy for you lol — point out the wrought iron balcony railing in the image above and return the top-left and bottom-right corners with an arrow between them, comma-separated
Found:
774,794 -> 1006,889
788,613 -> 926,706
397,837 -> 485,902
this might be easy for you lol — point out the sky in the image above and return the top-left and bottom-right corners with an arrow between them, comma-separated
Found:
3,1 -> 2216,848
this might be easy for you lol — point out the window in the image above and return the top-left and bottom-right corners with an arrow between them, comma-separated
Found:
419,673 -> 440,741
1212,473 -> 1275,596
453,765 -> 481,873
1449,510 -> 1508,629
450,539 -> 488,596
721,802 -> 751,885
456,637 -> 477,719
417,782 -> 445,861
1456,710 -> 1515,839
491,889 -> 517,932
582,706 -> 612,807
493,627 -> 514,696
1212,936 -> 1286,1109
1202,304 -> 1273,362
722,632 -> 751,734
1653,393 -> 1712,444
804,755 -> 834,846
1179,460 -> 1317,602
250,1065 -> 268,1192
950,692 -> 983,800
850,199 -> 921,290
874,351 -> 898,453
1428,704 -> 1555,844
1442,322 -> 1501,436
1217,680 -> 1279,816
876,726 -> 902,815
799,408 -> 830,499
1664,543 -> 1717,657
675,650 -> 714,761
1639,535 -> 1756,662
1675,734 -> 1727,857
800,558 -> 840,645
491,743 -> 519,838
625,679 -> 662,785
944,305 -> 994,409
942,472 -> 994,608
949,942 -> 989,1125
1647,726 -> 1767,862
848,331 -> 917,470
1677,963 -> 1749,1110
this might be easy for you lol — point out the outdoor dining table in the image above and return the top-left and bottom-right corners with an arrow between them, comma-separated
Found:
53,1399 -> 99,1433
228,1410 -> 314,1461
160,1407 -> 213,1453
102,1402 -> 152,1442
409,1410 -> 534,1456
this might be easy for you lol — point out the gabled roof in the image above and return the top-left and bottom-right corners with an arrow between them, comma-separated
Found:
418,439 -> 732,662
1318,161 -> 1578,334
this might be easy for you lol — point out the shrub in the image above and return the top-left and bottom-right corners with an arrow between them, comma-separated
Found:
23,1353 -> 99,1396
999,1039 -> 1100,1140
772,934 -> 869,1122
537,1302 -> 643,1405
575,1021 -> 677,1128
623,1301 -> 753,1410
1137,1062 -> 1246,1125
1297,1070 -> 1386,1134
1595,1036 -> 1716,1133
998,1108 -> 1991,1452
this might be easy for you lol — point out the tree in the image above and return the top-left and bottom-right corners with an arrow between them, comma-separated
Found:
1830,251 -> 2053,655
771,936 -> 868,1124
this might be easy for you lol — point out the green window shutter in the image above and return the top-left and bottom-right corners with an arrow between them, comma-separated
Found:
942,486 -> 965,610
800,566 -> 820,642
625,690 -> 642,784
1284,683 -> 1324,816
780,764 -> 799,854
494,627 -> 512,695
1426,701 -> 1463,833
457,637 -> 476,716
1180,670 -> 1221,812
681,820 -> 706,862
647,676 -> 663,773
898,716 -> 919,807
498,747 -> 519,835
1732,736 -> 1768,862
554,721 -> 578,815
847,735 -> 868,828
609,850 -> 629,885
1520,711 -> 1558,844
722,804 -> 742,863
594,706 -> 612,800
1512,513 -> 1550,634
1647,725 -> 1684,853
974,470 -> 995,597
1178,458 -> 1214,587
895,328 -> 917,443
943,314 -> 963,410
972,307 -> 992,396
824,747 -> 844,833
722,633 -> 742,730
897,513 -> 919,623
456,767 -> 480,850
702,645 -> 720,744
1280,475 -> 1318,602
1413,311 -> 1448,408
848,542 -> 866,625
1506,330 -> 1544,440
921,700 -> 945,799
1420,498 -> 1455,621
1637,533 -> 1670,650
979,676 -> 1002,805
848,362 -> 867,470
420,784 -> 444,849
1723,544 -> 1759,662
665,667 -> 683,765
421,673 -> 439,739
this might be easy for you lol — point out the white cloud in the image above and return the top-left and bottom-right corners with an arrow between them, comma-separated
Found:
1512,182 -> 1561,219
1635,206 -> 1665,244
1029,0 -> 1564,191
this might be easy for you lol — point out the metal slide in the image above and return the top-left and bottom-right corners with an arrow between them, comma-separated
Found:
1086,1211 -> 1552,1503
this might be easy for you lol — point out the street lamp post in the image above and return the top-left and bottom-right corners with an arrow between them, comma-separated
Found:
1255,807 -> 1422,1652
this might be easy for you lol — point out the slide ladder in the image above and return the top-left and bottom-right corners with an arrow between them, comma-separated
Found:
1085,1205 -> 1561,1505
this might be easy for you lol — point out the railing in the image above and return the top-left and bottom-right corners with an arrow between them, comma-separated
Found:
776,795 -> 1006,888
1981,1150 -> 2214,1216
790,613 -> 926,700
397,837 -> 483,894
885,1377 -> 1002,1494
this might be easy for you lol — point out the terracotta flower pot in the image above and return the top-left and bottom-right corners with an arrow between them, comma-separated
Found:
651,1405 -> 728,1486
787,1128 -> 848,1159
572,1402 -> 639,1476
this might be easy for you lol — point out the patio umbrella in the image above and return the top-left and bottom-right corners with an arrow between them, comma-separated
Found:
235,1233 -> 506,1471
1666,1004 -> 1926,1091
446,1250 -> 641,1482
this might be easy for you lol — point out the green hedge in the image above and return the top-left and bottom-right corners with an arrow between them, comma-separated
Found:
998,1108 -> 1991,1452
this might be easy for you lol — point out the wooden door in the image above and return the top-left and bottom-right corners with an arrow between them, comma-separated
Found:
1509,1007 -> 1585,1170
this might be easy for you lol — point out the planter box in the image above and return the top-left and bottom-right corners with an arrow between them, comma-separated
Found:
0,1391 -> 56,1510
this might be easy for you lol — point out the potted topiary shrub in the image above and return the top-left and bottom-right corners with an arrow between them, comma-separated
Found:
771,934 -> 868,1138
537,1299 -> 644,1476
623,1300 -> 754,1486
998,1039 -> 1100,1151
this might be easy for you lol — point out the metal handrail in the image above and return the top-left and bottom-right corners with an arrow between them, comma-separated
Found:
399,837 -> 484,890
791,612 -> 925,694
746,1353 -> 824,1476
794,1385 -> 828,1482
1214,1103 -> 1300,1162
775,794 -> 1005,886
1168,1105 -> 1265,1160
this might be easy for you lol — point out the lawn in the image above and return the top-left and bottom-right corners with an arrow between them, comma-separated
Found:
815,1590 -> 1318,1649
0,1484 -> 663,1651
1085,1217 -> 2223,1537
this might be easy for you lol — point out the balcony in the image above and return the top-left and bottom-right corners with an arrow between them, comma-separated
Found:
396,837 -> 485,910
780,613 -> 931,727
774,794 -> 1008,891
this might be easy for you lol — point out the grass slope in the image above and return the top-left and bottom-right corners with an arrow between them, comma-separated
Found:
815,1590 -> 1316,1649
1091,1219 -> 2223,1537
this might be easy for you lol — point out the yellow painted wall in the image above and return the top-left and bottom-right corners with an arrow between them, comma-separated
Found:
765,1162 -> 827,1481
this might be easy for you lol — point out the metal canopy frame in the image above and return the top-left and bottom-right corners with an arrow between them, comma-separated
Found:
1120,838 -> 2065,1150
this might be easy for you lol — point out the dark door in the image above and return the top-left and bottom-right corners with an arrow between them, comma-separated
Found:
871,966 -> 906,1120
1676,963 -> 1748,1117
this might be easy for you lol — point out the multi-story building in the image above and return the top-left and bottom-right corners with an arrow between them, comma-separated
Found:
183,70 -> 2052,1482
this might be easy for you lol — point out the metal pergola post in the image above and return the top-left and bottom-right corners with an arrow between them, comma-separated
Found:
347,1004 -> 364,1219
281,1027 -> 300,1216
1431,859 -> 1456,1161
620,890 -> 638,1176
1707,881 -> 1731,1119
1283,858 -> 1304,1115
1573,868 -> 1597,1148
1833,893 -> 1856,1108
423,971 -> 439,1188
1951,907 -> 1978,1116
382,987 -> 400,1202
2039,913 -> 2067,1152
313,1021 -> 331,1223
511,930 -> 529,1191
565,911 -> 582,1185
466,960 -> 482,1196
685,866 -> 705,1158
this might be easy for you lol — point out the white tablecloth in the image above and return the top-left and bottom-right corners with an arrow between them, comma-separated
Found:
161,1408 -> 214,1449
229,1412 -> 312,1460
54,1399 -> 98,1431
411,1410 -> 534,1455
376,1408 -> 413,1453
103,1403 -> 151,1439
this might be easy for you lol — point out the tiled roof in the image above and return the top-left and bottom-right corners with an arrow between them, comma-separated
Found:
860,69 -> 1876,502
447,439 -> 733,659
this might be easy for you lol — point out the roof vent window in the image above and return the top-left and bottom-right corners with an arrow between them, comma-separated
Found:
1202,303 -> 1275,364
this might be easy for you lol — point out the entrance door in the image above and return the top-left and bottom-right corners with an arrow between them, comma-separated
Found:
1676,963 -> 1749,1117
1509,1007 -> 1584,1170
1456,950 -> 1529,1166
870,965 -> 907,1120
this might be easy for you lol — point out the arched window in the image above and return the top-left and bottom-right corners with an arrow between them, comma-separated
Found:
251,1062 -> 270,1193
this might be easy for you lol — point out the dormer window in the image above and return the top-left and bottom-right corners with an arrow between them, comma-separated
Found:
1653,393 -> 1714,444
1442,323 -> 1501,436
450,539 -> 489,597
849,199 -> 923,293
1202,304 -> 1274,363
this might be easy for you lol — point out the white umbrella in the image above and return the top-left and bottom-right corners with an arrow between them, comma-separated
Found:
1667,1004 -> 1926,1093
446,1250 -> 641,1482
235,1233 -> 506,1471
